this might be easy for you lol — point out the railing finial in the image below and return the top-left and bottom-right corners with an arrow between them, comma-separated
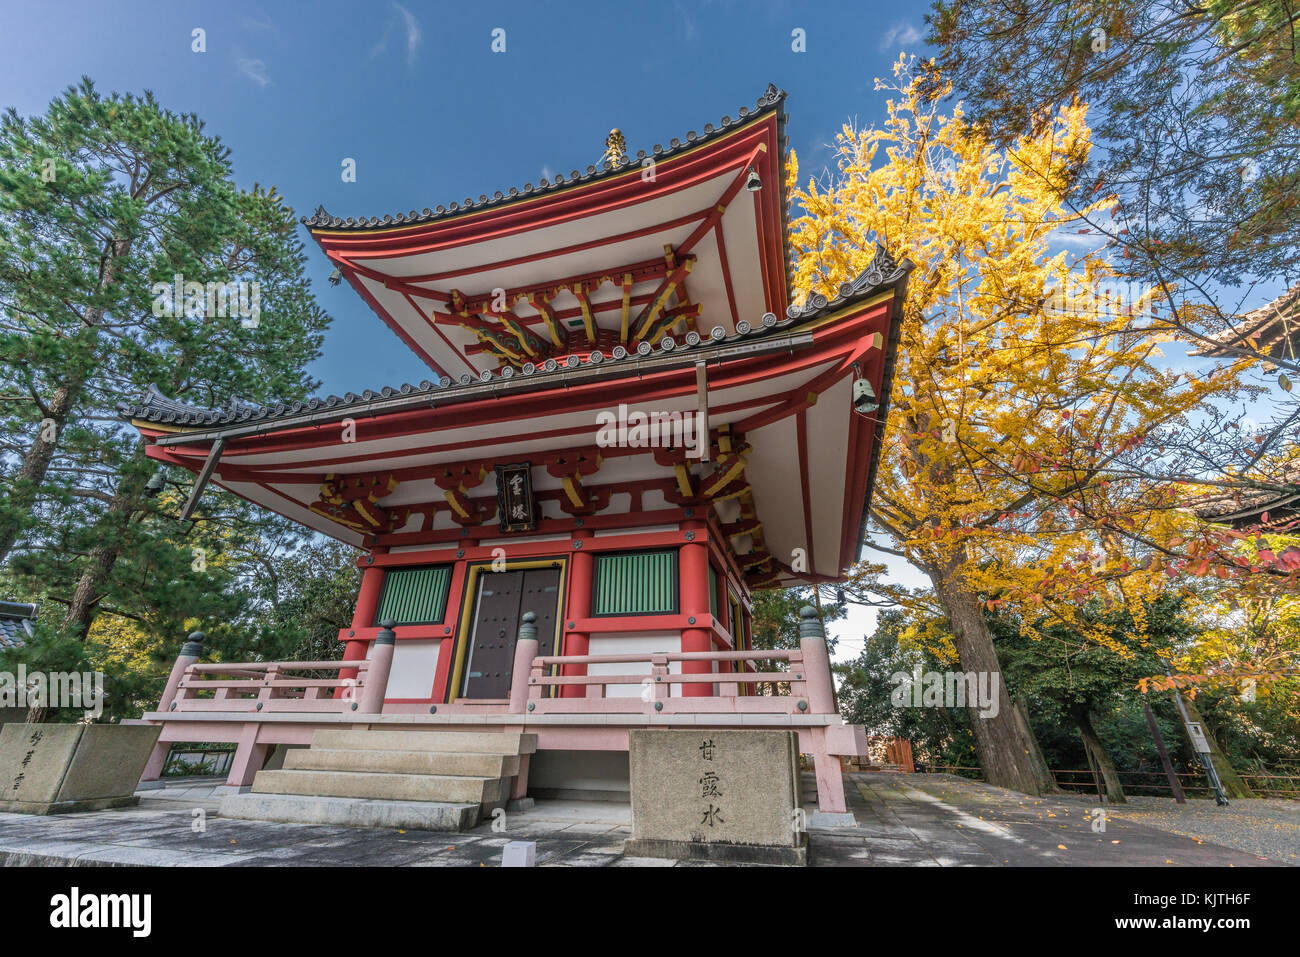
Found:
509,612 -> 541,715
376,619 -> 397,645
181,631 -> 205,657
798,605 -> 824,640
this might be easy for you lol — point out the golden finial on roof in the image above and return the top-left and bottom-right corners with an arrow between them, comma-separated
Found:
604,128 -> 627,167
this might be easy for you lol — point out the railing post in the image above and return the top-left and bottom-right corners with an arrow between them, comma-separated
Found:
509,611 -> 540,714
142,631 -> 205,784
798,606 -> 836,715
800,608 -> 850,815
358,620 -> 396,714
157,631 -> 204,713
257,664 -> 281,707
650,654 -> 670,706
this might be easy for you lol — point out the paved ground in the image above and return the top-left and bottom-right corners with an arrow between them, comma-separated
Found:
1055,792 -> 1300,865
0,788 -> 655,868
813,774 -> 1289,867
0,772 -> 1289,866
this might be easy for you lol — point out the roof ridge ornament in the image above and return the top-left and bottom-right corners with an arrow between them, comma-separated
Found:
603,129 -> 628,169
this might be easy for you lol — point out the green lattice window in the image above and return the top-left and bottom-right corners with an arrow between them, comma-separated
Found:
592,550 -> 678,616
373,565 -> 452,626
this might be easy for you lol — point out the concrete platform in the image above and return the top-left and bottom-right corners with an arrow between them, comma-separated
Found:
221,792 -> 482,831
250,768 -> 506,804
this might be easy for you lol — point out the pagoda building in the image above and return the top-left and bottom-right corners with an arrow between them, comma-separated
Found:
123,85 -> 911,820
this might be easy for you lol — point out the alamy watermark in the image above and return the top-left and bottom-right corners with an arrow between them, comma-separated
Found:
595,404 -> 705,459
50,887 -> 150,937
151,274 -> 261,328
1041,276 -> 1157,320
890,666 -> 1001,718
0,667 -> 104,719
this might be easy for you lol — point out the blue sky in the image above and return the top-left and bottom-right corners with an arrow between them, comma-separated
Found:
0,0 -> 935,396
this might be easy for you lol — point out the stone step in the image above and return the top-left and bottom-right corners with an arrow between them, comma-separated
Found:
285,747 -> 519,778
311,729 -> 536,755
252,768 -> 508,805
220,792 -> 481,831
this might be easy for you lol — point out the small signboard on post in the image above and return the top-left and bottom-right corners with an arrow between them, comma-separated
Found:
495,462 -> 537,533
1185,721 -> 1211,755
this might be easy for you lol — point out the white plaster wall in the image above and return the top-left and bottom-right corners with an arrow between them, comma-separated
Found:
585,631 -> 715,698
385,640 -> 441,699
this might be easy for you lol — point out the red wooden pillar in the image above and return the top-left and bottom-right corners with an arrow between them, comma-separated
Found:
335,549 -> 386,698
561,537 -> 594,698
679,523 -> 712,697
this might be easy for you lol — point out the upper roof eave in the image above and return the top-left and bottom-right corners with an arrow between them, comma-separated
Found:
302,84 -> 788,236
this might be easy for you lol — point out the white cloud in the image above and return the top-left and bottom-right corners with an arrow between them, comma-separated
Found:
878,22 -> 922,51
395,4 -> 421,65
370,3 -> 422,66
235,58 -> 271,87
679,5 -> 697,42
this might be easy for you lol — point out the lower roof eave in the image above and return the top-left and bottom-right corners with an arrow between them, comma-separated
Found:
144,332 -> 817,450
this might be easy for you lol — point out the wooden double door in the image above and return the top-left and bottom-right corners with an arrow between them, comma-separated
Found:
461,565 -> 561,700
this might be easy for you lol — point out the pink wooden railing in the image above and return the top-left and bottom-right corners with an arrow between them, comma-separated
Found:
509,644 -> 838,717
155,617 -> 837,721
168,659 -> 376,714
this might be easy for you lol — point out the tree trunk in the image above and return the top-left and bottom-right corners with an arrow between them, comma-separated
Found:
1178,694 -> 1255,799
0,379 -> 83,565
0,239 -> 129,567
928,561 -> 1058,796
60,453 -> 149,641
1071,704 -> 1127,803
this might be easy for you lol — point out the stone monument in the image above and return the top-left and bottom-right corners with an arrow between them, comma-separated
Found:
0,723 -> 161,814
624,728 -> 806,865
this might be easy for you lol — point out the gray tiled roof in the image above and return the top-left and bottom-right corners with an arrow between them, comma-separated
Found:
1193,480 -> 1300,528
0,601 -> 37,650
118,248 -> 912,430
1192,283 -> 1300,358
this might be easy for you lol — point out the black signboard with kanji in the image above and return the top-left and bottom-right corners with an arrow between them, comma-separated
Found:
495,462 -> 537,533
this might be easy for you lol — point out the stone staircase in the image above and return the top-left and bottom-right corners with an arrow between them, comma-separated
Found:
219,729 -> 536,832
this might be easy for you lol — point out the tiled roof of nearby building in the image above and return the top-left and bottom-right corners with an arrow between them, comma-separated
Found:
0,601 -> 38,650
1192,284 -> 1300,359
1192,479 -> 1300,529
119,247 -> 913,430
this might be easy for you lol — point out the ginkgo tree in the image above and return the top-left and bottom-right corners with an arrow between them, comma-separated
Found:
788,58 -> 1247,795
